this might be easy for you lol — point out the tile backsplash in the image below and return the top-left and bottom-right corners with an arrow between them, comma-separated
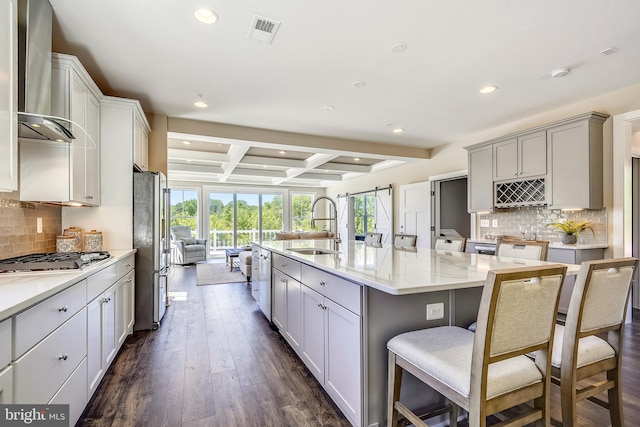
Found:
477,207 -> 607,245
0,192 -> 61,258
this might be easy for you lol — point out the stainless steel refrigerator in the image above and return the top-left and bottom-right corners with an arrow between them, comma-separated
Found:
133,171 -> 171,330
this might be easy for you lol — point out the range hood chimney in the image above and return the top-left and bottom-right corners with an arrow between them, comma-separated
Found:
17,0 -> 74,142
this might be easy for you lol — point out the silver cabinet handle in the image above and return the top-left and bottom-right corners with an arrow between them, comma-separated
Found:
280,278 -> 286,283
102,297 -> 111,303
281,263 -> 287,268
58,306 -> 68,312
58,354 -> 68,361
125,263 -> 132,267
320,281 -> 325,286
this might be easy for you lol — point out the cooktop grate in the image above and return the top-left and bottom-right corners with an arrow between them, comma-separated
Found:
0,251 -> 110,272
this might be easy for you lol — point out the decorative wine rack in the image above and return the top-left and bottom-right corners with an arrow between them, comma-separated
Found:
494,178 -> 546,208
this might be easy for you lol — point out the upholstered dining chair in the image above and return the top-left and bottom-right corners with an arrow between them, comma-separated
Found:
496,238 -> 549,261
394,233 -> 417,247
387,264 -> 567,427
548,258 -> 637,427
170,225 -> 207,265
365,232 -> 383,245
433,236 -> 467,252
468,238 -> 550,332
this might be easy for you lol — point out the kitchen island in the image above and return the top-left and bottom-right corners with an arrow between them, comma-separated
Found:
255,240 -> 579,427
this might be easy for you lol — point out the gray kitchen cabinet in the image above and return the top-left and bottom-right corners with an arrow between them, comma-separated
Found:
493,131 -> 546,181
0,0 -> 17,192
467,144 -> 494,213
547,113 -> 608,209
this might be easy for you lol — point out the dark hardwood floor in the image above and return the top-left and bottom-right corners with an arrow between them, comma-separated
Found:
78,262 -> 640,426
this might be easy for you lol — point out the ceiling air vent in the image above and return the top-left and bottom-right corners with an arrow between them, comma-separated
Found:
248,15 -> 281,44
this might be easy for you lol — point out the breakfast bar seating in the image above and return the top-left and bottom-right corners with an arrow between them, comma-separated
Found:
387,264 -> 567,427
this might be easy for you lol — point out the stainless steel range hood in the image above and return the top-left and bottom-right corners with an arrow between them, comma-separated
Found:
17,0 -> 74,142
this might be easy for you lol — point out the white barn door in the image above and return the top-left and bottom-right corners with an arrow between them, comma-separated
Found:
336,196 -> 350,241
375,189 -> 393,244
398,181 -> 431,248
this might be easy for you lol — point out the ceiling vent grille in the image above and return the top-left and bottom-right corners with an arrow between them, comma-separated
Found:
248,15 -> 281,44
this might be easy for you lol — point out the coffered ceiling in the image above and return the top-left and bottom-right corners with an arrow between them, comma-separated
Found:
48,0 -> 640,187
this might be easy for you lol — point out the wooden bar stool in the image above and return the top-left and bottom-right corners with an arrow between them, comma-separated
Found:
433,236 -> 467,252
548,258 -> 638,427
387,264 -> 567,427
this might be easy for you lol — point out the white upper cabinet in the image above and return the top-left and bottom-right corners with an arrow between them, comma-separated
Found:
52,54 -> 102,205
0,0 -> 17,192
20,53 -> 102,205
467,145 -> 493,213
134,113 -> 149,171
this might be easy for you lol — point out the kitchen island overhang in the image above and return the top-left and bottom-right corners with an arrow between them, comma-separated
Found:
255,239 -> 579,427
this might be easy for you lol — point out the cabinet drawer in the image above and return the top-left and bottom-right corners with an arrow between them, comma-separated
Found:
14,280 -> 87,358
0,318 -> 11,369
14,308 -> 87,404
0,365 -> 12,404
272,253 -> 301,281
301,265 -> 361,315
49,357 -> 88,427
118,254 -> 135,276
87,262 -> 118,301
252,245 -> 260,257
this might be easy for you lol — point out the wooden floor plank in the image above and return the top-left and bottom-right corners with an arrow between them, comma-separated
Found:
78,261 -> 640,426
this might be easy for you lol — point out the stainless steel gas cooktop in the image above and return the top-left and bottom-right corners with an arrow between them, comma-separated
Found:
0,251 -> 111,273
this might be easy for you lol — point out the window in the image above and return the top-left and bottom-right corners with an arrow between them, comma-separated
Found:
353,193 -> 375,237
207,190 -> 285,254
291,192 -> 315,231
170,189 -> 199,236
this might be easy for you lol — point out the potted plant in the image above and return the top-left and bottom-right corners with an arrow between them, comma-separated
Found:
546,220 -> 594,244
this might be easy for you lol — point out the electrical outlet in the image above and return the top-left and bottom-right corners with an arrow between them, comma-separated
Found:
492,219 -> 499,228
426,303 -> 444,320
37,217 -> 43,233
480,219 -> 490,227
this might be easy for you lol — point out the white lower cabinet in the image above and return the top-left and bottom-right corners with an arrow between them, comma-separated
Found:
272,269 -> 287,331
301,286 -> 325,382
273,255 -> 363,427
6,253 -> 135,426
0,365 -> 12,404
87,267 -> 135,396
13,308 -> 87,404
285,277 -> 303,352
50,358 -> 87,426
324,298 -> 362,426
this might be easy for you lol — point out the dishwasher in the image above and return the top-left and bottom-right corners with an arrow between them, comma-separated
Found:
473,242 -> 496,255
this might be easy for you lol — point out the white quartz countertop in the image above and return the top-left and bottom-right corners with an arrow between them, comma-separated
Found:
257,240 -> 579,295
0,249 -> 136,321
467,238 -> 608,250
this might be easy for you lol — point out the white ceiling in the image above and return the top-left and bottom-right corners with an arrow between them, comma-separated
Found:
48,0 -> 640,186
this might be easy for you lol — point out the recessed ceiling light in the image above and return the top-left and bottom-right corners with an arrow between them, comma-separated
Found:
182,140 -> 192,145
324,105 -> 335,110
391,43 -> 407,53
194,94 -> 208,108
392,128 -> 404,133
194,9 -> 218,24
550,68 -> 570,78
480,85 -> 498,94
279,150 -> 286,155
354,157 -> 361,161
262,165 -> 268,169
353,81 -> 366,88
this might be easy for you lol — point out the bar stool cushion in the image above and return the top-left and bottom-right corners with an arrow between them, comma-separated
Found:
387,326 -> 542,400
550,325 -> 615,369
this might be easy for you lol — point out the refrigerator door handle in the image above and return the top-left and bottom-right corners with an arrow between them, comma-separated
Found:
163,188 -> 171,253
